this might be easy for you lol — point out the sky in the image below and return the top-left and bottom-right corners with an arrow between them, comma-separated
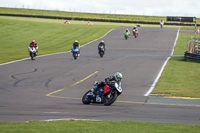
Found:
1,0 -> 200,17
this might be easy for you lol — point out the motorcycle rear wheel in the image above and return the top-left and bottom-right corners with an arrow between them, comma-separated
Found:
103,90 -> 118,106
135,34 -> 137,38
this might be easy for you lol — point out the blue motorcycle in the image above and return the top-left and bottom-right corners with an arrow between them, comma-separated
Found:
72,47 -> 80,60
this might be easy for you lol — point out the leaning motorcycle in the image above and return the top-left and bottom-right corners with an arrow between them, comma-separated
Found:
124,32 -> 129,40
98,45 -> 105,58
82,82 -> 122,106
72,47 -> 79,60
28,47 -> 37,60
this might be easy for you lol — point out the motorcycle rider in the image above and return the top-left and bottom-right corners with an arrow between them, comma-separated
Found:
124,29 -> 130,35
160,20 -> 164,27
132,26 -> 139,35
91,72 -> 123,94
98,40 -> 106,51
29,40 -> 38,55
71,40 -> 80,56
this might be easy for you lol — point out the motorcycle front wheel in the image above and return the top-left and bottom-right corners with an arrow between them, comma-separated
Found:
99,51 -> 104,57
103,90 -> 118,106
73,53 -> 77,60
31,53 -> 35,60
82,90 -> 92,104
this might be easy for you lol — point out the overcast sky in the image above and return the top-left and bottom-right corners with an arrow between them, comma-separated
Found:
1,0 -> 200,17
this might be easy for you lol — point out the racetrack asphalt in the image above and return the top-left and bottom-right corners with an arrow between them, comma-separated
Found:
0,27 -> 199,125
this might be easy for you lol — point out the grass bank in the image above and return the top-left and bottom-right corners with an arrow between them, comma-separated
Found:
1,7 -> 200,24
152,57 -> 200,98
0,120 -> 199,133
174,32 -> 200,55
0,7 -> 166,22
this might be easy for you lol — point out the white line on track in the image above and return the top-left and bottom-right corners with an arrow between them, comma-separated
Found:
0,29 -> 114,66
42,118 -> 96,122
43,112 -> 70,114
144,28 -> 180,96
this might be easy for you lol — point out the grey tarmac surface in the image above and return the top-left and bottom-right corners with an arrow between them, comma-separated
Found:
0,27 -> 200,125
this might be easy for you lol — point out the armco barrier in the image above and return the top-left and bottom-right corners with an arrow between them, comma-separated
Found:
184,51 -> 200,62
0,13 -> 199,26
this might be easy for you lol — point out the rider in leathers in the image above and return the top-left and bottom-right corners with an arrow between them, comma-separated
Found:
71,40 -> 80,56
91,72 -> 123,94
98,40 -> 106,51
132,26 -> 139,36
29,40 -> 38,55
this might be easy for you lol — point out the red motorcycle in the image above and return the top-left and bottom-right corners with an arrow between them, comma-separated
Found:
133,29 -> 139,38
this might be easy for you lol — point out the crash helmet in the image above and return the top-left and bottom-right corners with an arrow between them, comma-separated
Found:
32,40 -> 35,43
75,40 -> 78,43
93,81 -> 99,86
114,72 -> 123,81
134,26 -> 136,29
126,29 -> 129,32
101,40 -> 104,43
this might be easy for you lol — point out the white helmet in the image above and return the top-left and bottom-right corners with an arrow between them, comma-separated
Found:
93,81 -> 99,86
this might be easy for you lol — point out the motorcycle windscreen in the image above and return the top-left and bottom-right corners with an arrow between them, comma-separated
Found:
104,84 -> 110,94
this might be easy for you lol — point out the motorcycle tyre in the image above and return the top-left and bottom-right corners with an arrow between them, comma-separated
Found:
73,53 -> 77,60
31,53 -> 35,60
135,33 -> 138,38
82,90 -> 92,104
99,51 -> 104,58
103,90 -> 118,106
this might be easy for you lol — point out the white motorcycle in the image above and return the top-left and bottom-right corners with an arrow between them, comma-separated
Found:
28,47 -> 37,60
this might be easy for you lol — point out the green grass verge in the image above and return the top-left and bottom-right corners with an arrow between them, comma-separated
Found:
152,32 -> 200,98
1,7 -> 200,24
152,57 -> 200,98
0,7 -> 167,22
174,32 -> 200,55
0,120 -> 199,133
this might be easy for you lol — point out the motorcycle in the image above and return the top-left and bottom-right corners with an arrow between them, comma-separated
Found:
160,23 -> 164,28
72,47 -> 80,60
98,45 -> 105,58
28,47 -> 37,60
82,81 -> 122,106
133,29 -> 138,38
124,32 -> 129,40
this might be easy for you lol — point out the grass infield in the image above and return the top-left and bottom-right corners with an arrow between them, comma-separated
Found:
0,120 -> 199,133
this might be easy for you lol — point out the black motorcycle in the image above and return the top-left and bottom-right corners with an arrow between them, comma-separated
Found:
82,82 -> 122,106
98,45 -> 105,58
